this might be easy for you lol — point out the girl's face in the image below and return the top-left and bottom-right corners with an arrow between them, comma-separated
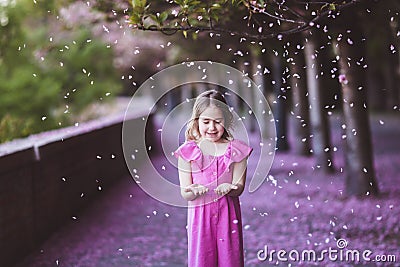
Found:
198,105 -> 226,142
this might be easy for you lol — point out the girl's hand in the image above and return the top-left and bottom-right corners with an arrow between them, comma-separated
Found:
214,183 -> 238,196
184,184 -> 209,196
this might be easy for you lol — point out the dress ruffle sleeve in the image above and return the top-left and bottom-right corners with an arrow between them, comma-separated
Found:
229,139 -> 253,162
173,141 -> 202,162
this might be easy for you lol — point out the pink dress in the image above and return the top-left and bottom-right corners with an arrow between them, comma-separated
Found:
174,139 -> 252,267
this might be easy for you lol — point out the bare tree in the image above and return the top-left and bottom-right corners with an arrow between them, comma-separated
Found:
288,35 -> 312,155
335,8 -> 379,196
304,31 -> 334,172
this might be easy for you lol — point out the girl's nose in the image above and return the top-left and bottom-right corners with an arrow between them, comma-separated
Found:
210,121 -> 216,130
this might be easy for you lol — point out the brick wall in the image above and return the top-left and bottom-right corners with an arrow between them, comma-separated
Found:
0,114 -> 155,267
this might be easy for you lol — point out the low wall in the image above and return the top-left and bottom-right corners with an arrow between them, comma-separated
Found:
0,110 -> 156,267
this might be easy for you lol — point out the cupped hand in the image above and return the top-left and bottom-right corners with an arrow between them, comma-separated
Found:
184,184 -> 209,196
214,183 -> 238,196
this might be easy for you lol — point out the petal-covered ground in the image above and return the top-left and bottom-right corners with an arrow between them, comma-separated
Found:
15,113 -> 399,267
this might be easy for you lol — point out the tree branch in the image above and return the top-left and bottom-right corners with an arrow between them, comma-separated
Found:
272,0 -> 306,20
248,1 -> 305,24
133,0 -> 363,40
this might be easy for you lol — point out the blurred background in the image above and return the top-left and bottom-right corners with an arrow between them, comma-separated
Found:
1,0 -> 399,266
0,0 -> 398,142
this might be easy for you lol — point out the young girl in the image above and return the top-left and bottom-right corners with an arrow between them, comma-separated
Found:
174,90 -> 252,267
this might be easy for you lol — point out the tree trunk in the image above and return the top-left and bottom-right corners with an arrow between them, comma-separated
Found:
382,37 -> 400,110
237,59 -> 256,132
366,61 -> 386,111
251,51 -> 270,138
380,1 -> 400,110
271,53 -> 289,151
304,32 -> 334,172
288,39 -> 312,155
336,25 -> 379,196
363,2 -> 400,111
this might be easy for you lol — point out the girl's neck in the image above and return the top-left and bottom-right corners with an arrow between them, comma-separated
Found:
198,137 -> 228,144
197,138 -> 229,156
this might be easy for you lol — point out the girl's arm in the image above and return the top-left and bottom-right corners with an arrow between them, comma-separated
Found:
227,158 -> 248,197
178,156 -> 208,201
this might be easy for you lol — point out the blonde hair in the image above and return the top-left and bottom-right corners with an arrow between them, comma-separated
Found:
185,90 -> 233,141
